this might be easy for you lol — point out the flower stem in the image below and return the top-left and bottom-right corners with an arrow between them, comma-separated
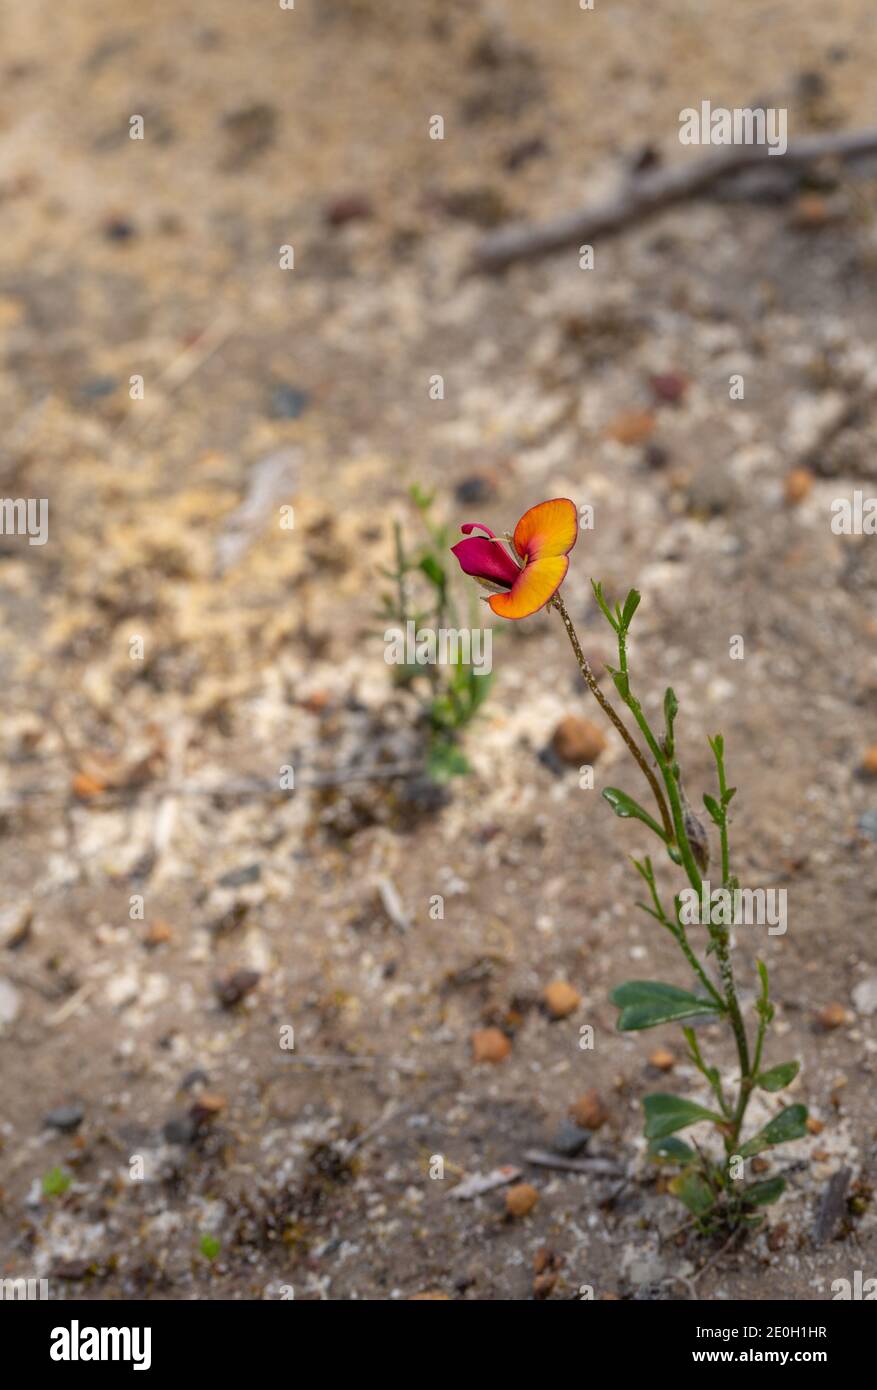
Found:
552,595 -> 674,843
607,602 -> 753,1154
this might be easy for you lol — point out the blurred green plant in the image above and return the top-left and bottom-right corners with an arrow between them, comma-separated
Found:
199,1233 -> 221,1261
378,485 -> 494,780
42,1166 -> 72,1198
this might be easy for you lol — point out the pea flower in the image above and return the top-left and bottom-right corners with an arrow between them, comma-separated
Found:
450,497 -> 578,619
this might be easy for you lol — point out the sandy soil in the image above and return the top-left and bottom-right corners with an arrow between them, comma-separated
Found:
1,0 -> 876,1300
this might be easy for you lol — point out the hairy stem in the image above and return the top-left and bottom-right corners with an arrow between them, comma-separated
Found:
553,595 -> 674,842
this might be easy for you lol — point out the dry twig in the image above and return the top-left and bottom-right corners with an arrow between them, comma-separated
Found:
471,127 -> 877,273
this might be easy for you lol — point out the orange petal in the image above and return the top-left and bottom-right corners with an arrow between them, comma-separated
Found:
489,555 -> 568,619
513,498 -> 578,562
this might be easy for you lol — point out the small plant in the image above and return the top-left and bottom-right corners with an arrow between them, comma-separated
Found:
451,497 -> 806,1233
199,1233 -> 221,1261
379,485 -> 494,780
42,1166 -> 72,1198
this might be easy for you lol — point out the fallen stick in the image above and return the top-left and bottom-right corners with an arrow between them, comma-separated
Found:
450,1165 -> 523,1200
471,127 -> 877,274
522,1148 -> 623,1177
811,1165 -> 852,1245
0,763 -> 425,807
275,1052 -> 426,1074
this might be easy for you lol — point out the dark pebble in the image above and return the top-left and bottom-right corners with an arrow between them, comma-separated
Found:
43,1103 -> 84,1134
180,1068 -> 210,1092
644,443 -> 669,470
270,384 -> 310,419
325,193 -> 373,227
217,863 -> 261,888
504,136 -> 547,172
214,969 -> 261,1008
103,218 -> 136,241
551,1119 -> 591,1157
79,376 -> 117,399
538,744 -> 566,777
163,1114 -> 197,1145
455,473 -> 497,506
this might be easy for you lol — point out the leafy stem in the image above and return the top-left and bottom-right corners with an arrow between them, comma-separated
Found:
569,579 -> 802,1227
552,592 -> 673,843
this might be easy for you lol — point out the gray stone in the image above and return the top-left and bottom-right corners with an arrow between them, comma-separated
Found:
551,1119 -> 590,1157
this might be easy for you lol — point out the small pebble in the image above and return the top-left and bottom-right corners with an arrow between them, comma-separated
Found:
650,373 -> 687,405
217,863 -> 262,888
144,919 -> 172,947
767,1223 -> 788,1252
569,1088 -> 608,1131
852,976 -> 877,1016
103,217 -> 136,241
606,409 -> 655,445
550,716 -> 606,766
325,193 -> 373,226
861,748 -> 877,778
505,1182 -> 538,1217
544,980 -> 580,1019
214,969 -> 261,1009
784,468 -> 813,505
0,977 -> 21,1026
163,1115 -> 197,1145
816,1002 -> 847,1030
270,384 -> 309,419
189,1093 -> 226,1126
471,1027 -> 511,1063
43,1103 -> 84,1134
551,1119 -> 590,1157
455,473 -> 497,506
648,1046 -> 676,1072
0,904 -> 33,949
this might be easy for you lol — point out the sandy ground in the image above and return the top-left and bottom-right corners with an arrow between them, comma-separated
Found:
1,0 -> 876,1300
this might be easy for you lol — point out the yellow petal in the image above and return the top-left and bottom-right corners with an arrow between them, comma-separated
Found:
513,498 -> 578,561
489,555 -> 569,619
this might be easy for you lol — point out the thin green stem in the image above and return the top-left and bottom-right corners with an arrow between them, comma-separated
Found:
611,619 -> 753,1146
639,866 -> 724,1010
552,595 -> 674,842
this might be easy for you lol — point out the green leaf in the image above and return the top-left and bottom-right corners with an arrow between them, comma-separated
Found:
757,959 -> 769,999
409,483 -> 434,510
602,788 -> 667,840
669,1168 -> 716,1217
649,1136 -> 695,1164
427,739 -> 469,781
621,589 -> 641,628
740,1104 -> 808,1157
663,686 -> 678,756
42,1166 -> 72,1198
606,664 -> 630,699
756,1061 -> 800,1093
631,855 -> 655,886
664,686 -> 678,727
418,554 -> 446,590
611,981 -> 721,1031
743,1176 -> 786,1208
199,1234 -> 221,1261
643,1093 -> 724,1140
702,793 -> 723,826
590,579 -> 619,631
